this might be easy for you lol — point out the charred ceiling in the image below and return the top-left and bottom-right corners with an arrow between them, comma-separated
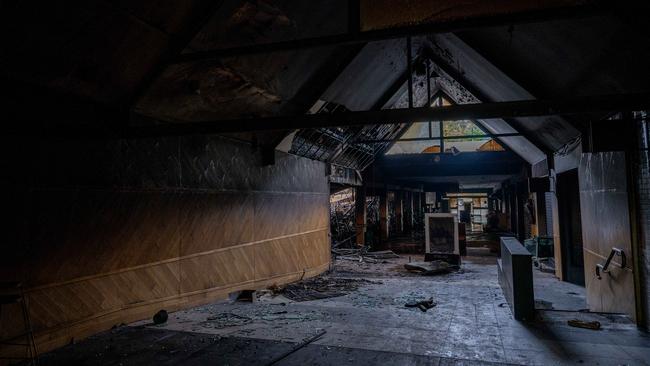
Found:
2,0 -> 650,173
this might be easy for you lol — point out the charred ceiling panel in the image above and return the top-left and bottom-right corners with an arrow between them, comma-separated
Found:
134,50 -> 338,122
288,103 -> 407,171
183,0 -> 348,52
456,16 -> 650,99
388,72 -> 436,109
1,0 -> 214,105
322,37 -> 437,112
429,33 -> 579,152
321,39 -> 407,111
135,1 -> 350,123
359,0 -> 591,31
289,39 -> 439,170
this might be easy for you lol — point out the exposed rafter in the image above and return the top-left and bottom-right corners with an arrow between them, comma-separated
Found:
355,132 -> 521,144
125,92 -> 650,137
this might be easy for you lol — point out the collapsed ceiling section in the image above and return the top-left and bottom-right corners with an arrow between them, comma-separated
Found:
278,38 -> 417,170
280,33 -> 551,169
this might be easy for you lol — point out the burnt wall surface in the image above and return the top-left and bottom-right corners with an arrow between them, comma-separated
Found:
0,135 -> 330,355
635,128 -> 650,330
578,152 -> 636,320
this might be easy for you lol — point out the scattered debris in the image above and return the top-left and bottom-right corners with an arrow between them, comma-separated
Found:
405,298 -> 437,312
364,250 -> 400,259
404,260 -> 455,275
204,308 -> 323,329
333,248 -> 399,263
265,330 -> 327,366
337,255 -> 379,264
205,313 -> 252,328
253,289 -> 290,304
424,252 -> 461,266
330,189 -> 356,247
275,276 -> 381,302
567,319 -> 601,330
153,310 -> 168,325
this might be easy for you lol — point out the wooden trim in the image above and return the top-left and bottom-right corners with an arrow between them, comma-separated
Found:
25,227 -> 328,293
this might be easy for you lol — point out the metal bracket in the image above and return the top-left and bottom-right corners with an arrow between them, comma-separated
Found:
595,247 -> 626,280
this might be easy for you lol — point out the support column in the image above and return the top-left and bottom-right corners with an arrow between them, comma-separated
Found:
516,181 -> 527,242
535,191 -> 547,237
508,186 -> 517,234
405,191 -> 414,234
549,170 -> 563,280
420,192 -> 427,213
379,188 -> 389,243
355,186 -> 366,246
412,192 -> 420,231
395,191 -> 404,234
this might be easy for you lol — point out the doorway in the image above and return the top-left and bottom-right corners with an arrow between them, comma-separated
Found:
557,169 -> 585,286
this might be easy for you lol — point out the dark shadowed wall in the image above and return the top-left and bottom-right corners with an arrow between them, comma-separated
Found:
0,135 -> 330,356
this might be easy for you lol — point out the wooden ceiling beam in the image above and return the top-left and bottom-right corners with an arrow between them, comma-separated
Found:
173,1 -> 606,63
123,92 -> 650,138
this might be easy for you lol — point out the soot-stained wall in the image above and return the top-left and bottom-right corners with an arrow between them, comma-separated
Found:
0,135 -> 330,355
635,133 -> 650,330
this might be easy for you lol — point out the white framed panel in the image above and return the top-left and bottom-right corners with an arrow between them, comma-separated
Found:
424,213 -> 459,254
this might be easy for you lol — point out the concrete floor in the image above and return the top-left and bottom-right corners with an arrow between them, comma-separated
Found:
36,253 -> 650,365
533,264 -> 587,311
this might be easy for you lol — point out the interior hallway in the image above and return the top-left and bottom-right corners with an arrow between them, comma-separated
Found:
3,2 -> 650,364
36,254 -> 650,365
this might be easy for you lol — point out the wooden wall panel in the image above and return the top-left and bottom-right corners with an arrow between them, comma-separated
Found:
254,193 -> 329,241
254,230 -> 329,280
27,262 -> 181,333
1,136 -> 330,358
178,192 -> 254,255
26,191 -> 182,286
1,190 -> 329,357
179,245 -> 256,293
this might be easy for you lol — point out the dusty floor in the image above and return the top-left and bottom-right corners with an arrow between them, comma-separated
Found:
36,252 -> 649,365
533,264 -> 586,312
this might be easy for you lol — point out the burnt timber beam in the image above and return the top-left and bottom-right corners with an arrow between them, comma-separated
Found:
355,132 -> 521,144
173,1 -> 605,63
126,92 -> 650,137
